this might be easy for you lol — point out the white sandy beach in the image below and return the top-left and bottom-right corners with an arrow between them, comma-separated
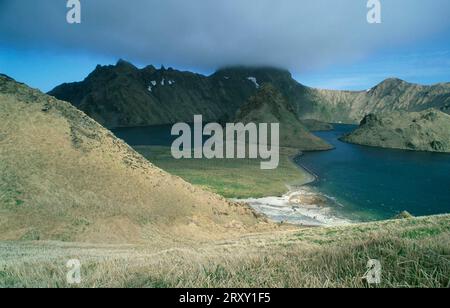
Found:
237,187 -> 351,227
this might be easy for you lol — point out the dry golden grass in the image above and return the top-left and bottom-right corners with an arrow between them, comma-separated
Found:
0,75 -> 271,244
1,215 -> 448,288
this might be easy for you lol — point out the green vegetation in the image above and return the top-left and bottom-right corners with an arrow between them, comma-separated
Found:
135,146 -> 314,198
1,215 -> 448,288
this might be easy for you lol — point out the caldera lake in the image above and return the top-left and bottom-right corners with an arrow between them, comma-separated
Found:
114,123 -> 450,224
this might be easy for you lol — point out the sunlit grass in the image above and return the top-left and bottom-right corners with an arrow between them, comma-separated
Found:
135,146 -> 314,198
1,215 -> 448,288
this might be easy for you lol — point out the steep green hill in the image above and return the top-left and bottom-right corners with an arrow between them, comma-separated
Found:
235,84 -> 332,151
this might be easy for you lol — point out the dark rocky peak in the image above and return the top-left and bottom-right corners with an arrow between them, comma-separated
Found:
142,66 -> 206,87
368,78 -> 411,96
84,59 -> 139,83
237,83 -> 290,119
382,77 -> 406,84
376,77 -> 409,89
116,59 -> 138,70
142,64 -> 156,71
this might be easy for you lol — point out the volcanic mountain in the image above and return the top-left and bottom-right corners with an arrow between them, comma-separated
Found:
49,60 -> 450,128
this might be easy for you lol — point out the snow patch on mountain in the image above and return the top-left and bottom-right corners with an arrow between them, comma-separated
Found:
247,77 -> 260,88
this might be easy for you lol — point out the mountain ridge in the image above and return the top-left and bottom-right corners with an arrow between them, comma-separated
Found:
48,60 -> 450,128
306,78 -> 450,123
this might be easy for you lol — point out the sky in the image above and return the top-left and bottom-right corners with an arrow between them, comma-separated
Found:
0,0 -> 450,92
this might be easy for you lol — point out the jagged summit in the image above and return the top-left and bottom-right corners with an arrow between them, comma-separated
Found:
116,58 -> 137,68
48,60 -> 450,127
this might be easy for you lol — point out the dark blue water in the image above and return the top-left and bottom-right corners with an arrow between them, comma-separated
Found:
296,124 -> 450,221
113,124 -> 450,222
113,125 -> 176,146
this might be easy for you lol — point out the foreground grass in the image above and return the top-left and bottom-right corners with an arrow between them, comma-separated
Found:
1,215 -> 448,288
135,146 -> 314,198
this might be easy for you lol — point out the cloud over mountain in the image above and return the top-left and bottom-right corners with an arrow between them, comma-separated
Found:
1,0 -> 450,73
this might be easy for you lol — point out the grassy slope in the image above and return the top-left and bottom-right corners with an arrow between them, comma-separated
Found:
1,215 -> 448,288
0,75 -> 268,244
134,146 -> 314,198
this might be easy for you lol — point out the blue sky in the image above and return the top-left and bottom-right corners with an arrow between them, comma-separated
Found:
1,0 -> 449,92
297,45 -> 450,90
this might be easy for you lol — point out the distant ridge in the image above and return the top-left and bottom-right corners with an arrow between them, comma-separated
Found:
307,78 -> 450,123
48,60 -> 450,128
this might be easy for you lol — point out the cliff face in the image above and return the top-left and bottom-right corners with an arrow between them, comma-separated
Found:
341,109 -> 450,153
49,61 -> 450,128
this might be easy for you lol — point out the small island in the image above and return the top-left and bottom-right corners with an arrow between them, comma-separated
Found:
341,109 -> 450,153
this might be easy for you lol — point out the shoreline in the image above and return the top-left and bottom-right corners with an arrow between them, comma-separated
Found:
235,150 -> 352,227
235,189 -> 351,227
288,151 -> 319,188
